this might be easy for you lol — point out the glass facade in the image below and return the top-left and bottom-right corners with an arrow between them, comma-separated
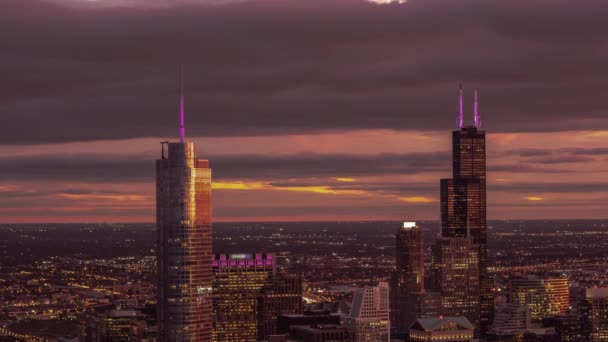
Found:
157,142 -> 213,341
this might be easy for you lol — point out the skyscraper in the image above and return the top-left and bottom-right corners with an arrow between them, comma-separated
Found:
436,87 -> 491,334
212,253 -> 275,341
157,66 -> 213,341
390,221 -> 424,332
344,282 -> 390,342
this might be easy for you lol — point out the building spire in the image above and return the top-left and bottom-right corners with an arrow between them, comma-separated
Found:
459,84 -> 464,128
474,88 -> 479,128
179,64 -> 185,143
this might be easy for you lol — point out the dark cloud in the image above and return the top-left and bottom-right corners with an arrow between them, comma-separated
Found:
0,152 -> 449,182
3,0 -> 608,144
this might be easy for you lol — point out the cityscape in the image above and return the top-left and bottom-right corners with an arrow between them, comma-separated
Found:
3,0 -> 608,342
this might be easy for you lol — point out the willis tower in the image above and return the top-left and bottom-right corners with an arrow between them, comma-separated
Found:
437,86 -> 492,335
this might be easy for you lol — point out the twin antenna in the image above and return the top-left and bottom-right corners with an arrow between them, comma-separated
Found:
458,84 -> 481,129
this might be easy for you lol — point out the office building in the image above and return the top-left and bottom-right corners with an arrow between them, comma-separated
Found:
344,282 -> 390,342
409,316 -> 474,342
157,66 -> 213,341
586,287 -> 608,341
390,221 -> 424,333
257,273 -> 303,340
510,276 -> 570,323
212,253 -> 275,341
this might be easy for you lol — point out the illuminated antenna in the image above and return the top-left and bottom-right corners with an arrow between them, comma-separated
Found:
179,64 -> 185,143
474,88 -> 480,128
459,84 -> 464,128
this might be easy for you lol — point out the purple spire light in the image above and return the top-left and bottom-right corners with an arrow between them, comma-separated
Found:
474,88 -> 479,128
179,64 -> 185,143
459,84 -> 464,128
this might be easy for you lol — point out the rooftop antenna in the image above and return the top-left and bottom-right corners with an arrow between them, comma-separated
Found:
474,89 -> 480,128
179,64 -> 185,143
459,84 -> 464,128
160,141 -> 169,159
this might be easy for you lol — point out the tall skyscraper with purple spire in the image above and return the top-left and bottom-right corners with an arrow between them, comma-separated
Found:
436,86 -> 492,336
157,66 -> 213,341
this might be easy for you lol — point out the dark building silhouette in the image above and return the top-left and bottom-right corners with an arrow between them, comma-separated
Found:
390,222 -> 424,333
277,311 -> 341,335
257,274 -> 304,340
289,324 -> 351,342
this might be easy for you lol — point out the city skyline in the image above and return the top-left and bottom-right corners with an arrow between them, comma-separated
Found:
3,0 -> 608,223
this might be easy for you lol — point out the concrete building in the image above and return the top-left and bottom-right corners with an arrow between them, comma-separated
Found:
344,282 -> 390,342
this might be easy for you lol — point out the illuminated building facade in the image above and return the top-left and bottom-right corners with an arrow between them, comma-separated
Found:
157,66 -> 213,341
212,253 -> 275,342
586,287 -> 608,341
344,282 -> 390,342
509,276 -> 570,323
409,316 -> 474,342
390,221 -> 424,332
257,273 -> 303,340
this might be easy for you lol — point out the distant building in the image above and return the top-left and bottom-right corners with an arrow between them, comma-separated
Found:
344,282 -> 390,342
553,313 -> 582,342
257,273 -> 303,340
96,310 -> 142,342
510,276 -> 570,322
390,222 -> 424,333
212,253 -> 275,341
289,324 -> 351,342
277,310 -> 341,335
586,287 -> 608,341
409,316 -> 474,342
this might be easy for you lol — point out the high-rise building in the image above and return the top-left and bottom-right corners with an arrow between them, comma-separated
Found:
257,273 -> 303,340
212,253 -> 275,342
390,221 -> 424,333
409,317 -> 474,342
509,276 -> 570,323
344,282 -> 390,342
586,287 -> 608,341
436,87 -> 492,334
157,66 -> 213,341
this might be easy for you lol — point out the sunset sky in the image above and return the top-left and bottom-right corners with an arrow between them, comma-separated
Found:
2,0 -> 608,223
